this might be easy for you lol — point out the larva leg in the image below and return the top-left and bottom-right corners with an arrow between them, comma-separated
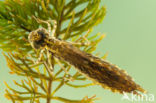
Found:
32,16 -> 52,34
47,50 -> 54,72
29,48 -> 54,75
32,16 -> 56,70
28,48 -> 45,65
71,36 -> 90,46
54,57 -> 74,81
48,20 -> 57,38
36,48 -> 46,64
82,36 -> 90,45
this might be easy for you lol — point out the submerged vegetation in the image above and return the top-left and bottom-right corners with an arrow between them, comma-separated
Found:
0,0 -> 106,102
0,0 -> 145,103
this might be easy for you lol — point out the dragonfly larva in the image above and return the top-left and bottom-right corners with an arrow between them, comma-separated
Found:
28,18 -> 146,95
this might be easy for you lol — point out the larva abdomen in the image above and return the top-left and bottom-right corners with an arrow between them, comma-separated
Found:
46,38 -> 145,94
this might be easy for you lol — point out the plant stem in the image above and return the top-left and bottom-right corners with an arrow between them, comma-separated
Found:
56,7 -> 64,38
47,78 -> 52,103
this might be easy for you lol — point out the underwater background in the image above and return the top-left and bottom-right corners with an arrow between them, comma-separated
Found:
0,0 -> 156,103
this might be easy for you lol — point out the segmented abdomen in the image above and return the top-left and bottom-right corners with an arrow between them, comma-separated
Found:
46,39 -> 145,94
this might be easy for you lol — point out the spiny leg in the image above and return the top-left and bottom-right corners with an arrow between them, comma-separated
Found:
30,48 -> 54,75
47,50 -> 54,72
48,20 -> 57,38
32,16 -> 57,38
70,36 -> 90,46
54,57 -> 74,81
76,29 -> 91,46
33,48 -> 46,64
32,16 -> 56,73
27,48 -> 45,67
33,48 -> 54,74
36,48 -> 54,75
32,16 -> 52,35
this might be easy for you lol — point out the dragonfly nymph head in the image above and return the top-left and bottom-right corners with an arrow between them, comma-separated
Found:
28,28 -> 49,50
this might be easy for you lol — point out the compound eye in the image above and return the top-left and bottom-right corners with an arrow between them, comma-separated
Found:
37,28 -> 49,39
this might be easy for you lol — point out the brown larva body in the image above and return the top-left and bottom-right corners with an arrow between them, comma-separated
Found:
28,28 -> 145,94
